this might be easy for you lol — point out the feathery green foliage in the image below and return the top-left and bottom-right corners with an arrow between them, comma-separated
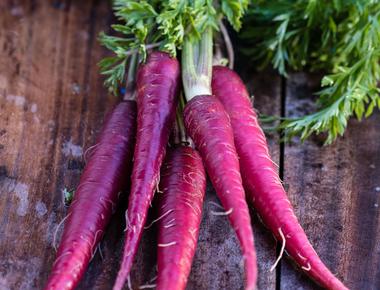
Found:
99,0 -> 249,94
242,0 -> 380,144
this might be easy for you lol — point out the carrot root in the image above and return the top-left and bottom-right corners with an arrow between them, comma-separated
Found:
114,51 -> 180,290
156,146 -> 206,290
184,94 -> 258,290
44,100 -> 137,290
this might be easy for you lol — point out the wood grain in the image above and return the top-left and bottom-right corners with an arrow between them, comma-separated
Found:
243,70 -> 282,290
0,1 -> 116,289
1,1 -> 379,290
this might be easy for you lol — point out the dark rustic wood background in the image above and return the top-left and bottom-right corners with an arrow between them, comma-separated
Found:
1,1 -> 379,289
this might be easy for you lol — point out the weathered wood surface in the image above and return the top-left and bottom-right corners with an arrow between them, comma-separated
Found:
0,1 -> 379,290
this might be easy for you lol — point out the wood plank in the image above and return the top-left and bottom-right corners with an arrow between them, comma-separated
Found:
0,1 -> 118,289
280,73 -> 380,289
244,70 -> 281,290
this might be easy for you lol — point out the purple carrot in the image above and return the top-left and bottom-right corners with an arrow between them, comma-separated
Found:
45,100 -> 136,290
181,28 -> 258,290
113,51 -> 180,290
183,96 -> 258,289
156,145 -> 206,290
212,65 -> 348,290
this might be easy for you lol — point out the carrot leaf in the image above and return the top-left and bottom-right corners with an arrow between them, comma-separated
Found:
241,0 -> 380,144
99,0 -> 248,93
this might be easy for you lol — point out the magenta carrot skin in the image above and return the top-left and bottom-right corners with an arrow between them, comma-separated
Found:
44,101 -> 137,290
183,95 -> 257,290
113,52 -> 180,290
212,65 -> 347,290
156,146 -> 206,290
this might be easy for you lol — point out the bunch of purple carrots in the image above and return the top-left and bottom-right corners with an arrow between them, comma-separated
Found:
44,2 -> 348,290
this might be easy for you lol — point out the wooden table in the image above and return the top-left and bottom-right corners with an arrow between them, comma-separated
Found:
1,1 -> 379,289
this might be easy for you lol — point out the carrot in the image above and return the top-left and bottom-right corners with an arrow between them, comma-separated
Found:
211,65 -> 348,290
181,28 -> 257,290
183,95 -> 257,290
156,145 -> 206,290
44,100 -> 137,290
113,51 -> 180,290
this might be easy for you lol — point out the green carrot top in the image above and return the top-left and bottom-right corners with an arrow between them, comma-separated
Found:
242,0 -> 380,144
99,0 -> 249,94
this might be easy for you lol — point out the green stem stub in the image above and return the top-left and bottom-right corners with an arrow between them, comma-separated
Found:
123,53 -> 138,101
182,27 -> 213,101
175,94 -> 193,146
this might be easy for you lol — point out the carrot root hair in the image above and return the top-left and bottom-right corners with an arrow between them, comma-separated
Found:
270,227 -> 286,272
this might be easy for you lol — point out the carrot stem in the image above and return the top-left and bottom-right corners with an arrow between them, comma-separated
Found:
175,95 -> 190,145
197,27 -> 213,83
219,21 -> 234,69
123,53 -> 138,101
182,28 -> 213,100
